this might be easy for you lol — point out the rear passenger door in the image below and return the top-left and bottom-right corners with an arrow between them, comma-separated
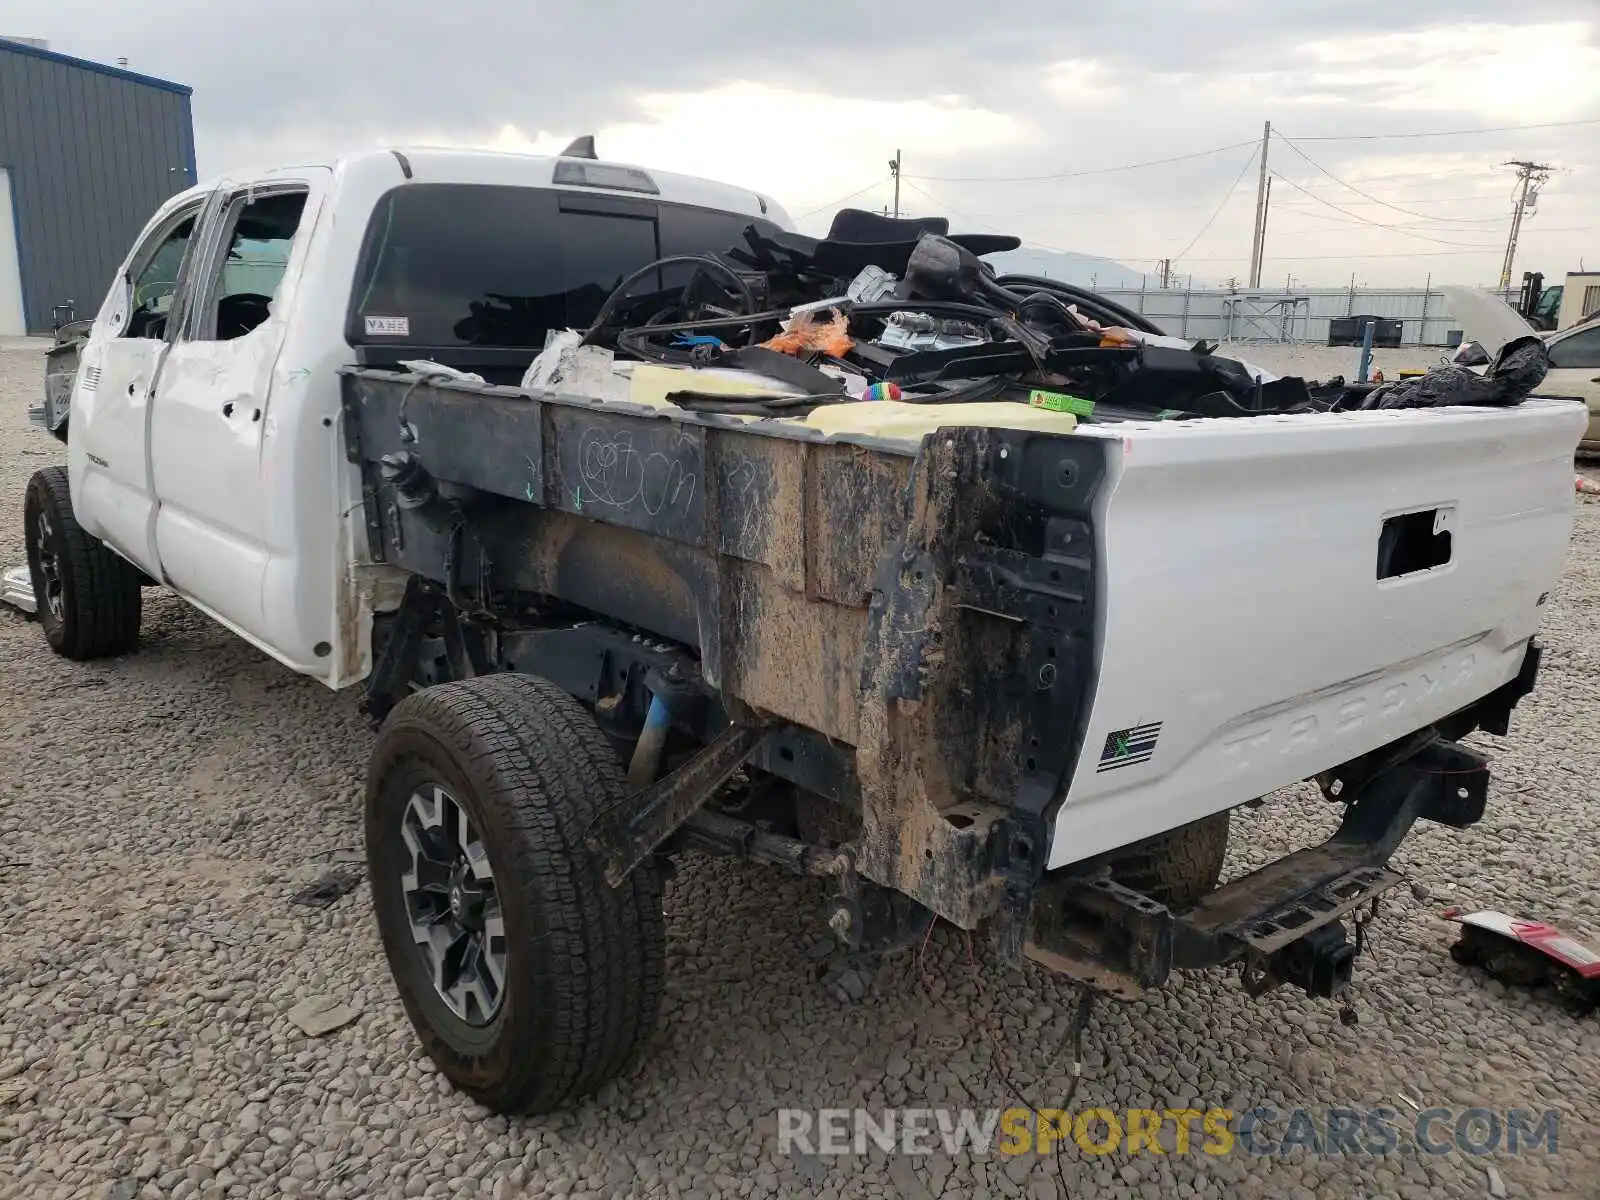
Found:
149,175 -> 322,638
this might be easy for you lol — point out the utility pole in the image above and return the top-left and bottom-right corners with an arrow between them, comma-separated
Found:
1247,120 -> 1271,289
1253,177 -> 1271,287
1499,160 -> 1553,290
1157,258 -> 1172,289
889,150 -> 902,219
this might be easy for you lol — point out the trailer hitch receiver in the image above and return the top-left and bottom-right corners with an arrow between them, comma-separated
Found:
1268,922 -> 1358,999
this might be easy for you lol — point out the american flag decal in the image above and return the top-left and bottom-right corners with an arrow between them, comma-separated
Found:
1097,721 -> 1162,772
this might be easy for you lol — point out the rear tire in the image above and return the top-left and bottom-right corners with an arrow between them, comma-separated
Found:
1105,810 -> 1230,911
366,673 -> 666,1114
23,467 -> 142,660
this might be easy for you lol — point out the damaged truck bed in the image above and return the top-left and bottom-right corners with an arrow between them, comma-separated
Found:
345,363 -> 1576,1000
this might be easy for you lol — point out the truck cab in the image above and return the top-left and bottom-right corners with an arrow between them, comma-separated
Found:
55,148 -> 788,679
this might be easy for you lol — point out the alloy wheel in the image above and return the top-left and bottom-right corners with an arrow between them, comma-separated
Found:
30,507 -> 65,622
399,785 -> 507,1024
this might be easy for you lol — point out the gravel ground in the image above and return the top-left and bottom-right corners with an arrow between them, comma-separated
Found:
1,335 -> 1597,1200
1216,343 -> 1457,382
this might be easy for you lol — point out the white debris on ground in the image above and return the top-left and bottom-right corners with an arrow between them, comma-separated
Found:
0,335 -> 1597,1200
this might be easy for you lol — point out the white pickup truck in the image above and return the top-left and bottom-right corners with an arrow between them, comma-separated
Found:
17,146 -> 1586,1114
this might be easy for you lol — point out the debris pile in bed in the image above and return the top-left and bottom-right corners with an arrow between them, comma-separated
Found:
527,208 -> 1551,423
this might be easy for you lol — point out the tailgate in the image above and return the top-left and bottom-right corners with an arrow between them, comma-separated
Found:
1048,398 -> 1585,869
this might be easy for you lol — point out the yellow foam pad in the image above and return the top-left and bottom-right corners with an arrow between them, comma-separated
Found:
802,400 -> 1079,442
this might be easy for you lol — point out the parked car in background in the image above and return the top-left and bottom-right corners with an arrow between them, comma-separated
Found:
1439,286 -> 1599,455
1543,318 -> 1600,452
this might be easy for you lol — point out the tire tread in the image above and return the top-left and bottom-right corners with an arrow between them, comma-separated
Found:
1105,810 -> 1231,911
368,673 -> 664,1113
25,466 -> 141,660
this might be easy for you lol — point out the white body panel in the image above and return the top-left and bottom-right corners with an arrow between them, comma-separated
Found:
70,334 -> 169,576
70,190 -> 214,578
1046,399 -> 1585,869
66,148 -> 790,685
152,169 -> 331,651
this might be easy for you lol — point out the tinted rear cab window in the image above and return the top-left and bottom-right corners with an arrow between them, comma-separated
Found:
348,183 -> 775,372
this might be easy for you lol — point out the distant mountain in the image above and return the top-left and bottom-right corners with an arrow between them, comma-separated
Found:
982,247 -> 1170,291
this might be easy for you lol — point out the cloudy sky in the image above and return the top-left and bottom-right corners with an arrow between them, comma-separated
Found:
12,0 -> 1599,286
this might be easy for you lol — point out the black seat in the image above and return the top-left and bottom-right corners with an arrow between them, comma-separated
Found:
826,209 -> 949,243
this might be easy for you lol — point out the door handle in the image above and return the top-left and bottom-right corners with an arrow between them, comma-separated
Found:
222,402 -> 234,417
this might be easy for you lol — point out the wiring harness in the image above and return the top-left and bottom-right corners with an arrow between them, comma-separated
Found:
573,209 -> 1548,420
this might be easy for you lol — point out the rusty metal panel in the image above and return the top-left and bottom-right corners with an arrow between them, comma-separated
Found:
715,435 -> 806,590
853,427 -> 1108,929
805,443 -> 912,606
344,374 -> 544,503
721,559 -> 868,744
490,512 -> 706,651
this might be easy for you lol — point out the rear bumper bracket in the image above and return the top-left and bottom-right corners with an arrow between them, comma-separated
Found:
1029,731 -> 1492,997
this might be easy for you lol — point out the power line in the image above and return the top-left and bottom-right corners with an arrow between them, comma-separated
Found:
896,179 -> 1025,240
1284,117 -> 1600,142
1271,131 -> 1516,227
1242,247 -> 1503,261
1266,171 -> 1502,249
1267,206 -> 1508,231
1095,247 -> 1504,263
883,175 -> 1519,267
795,179 -> 889,220
898,118 -> 1597,187
1273,198 -> 1506,212
1173,145 -> 1258,262
1273,213 -> 1595,236
903,139 -> 1256,184
1272,165 -> 1531,188
997,190 -> 1509,220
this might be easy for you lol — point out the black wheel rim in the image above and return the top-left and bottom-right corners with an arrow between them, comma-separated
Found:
400,784 -> 507,1024
30,506 -> 65,623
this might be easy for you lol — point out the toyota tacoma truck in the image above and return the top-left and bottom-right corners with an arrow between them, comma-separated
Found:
18,146 -> 1586,1114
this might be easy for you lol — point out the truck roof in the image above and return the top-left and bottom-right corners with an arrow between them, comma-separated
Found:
175,147 -> 794,230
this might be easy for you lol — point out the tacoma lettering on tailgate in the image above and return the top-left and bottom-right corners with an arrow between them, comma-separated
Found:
1219,651 -> 1479,771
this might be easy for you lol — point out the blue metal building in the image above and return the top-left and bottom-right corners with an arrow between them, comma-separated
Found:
0,38 -> 195,335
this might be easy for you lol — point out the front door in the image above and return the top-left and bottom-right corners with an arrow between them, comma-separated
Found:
69,194 -> 214,576
149,179 -> 316,638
